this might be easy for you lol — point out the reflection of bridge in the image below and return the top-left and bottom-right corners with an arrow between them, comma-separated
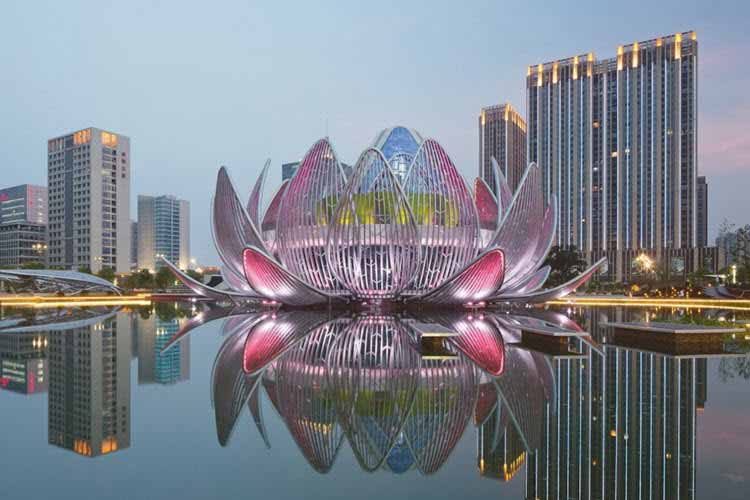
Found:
201,310 -> 557,475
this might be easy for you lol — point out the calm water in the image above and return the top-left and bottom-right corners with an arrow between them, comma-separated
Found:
1,302 -> 749,500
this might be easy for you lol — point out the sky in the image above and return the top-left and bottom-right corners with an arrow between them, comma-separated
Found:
1,0 -> 748,265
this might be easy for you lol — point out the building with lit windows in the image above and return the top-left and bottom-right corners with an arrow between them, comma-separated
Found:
527,32 -> 702,280
697,176 -> 708,248
47,128 -> 131,273
0,332 -> 48,395
137,194 -> 190,271
478,103 -> 527,194
525,307 -> 706,500
47,313 -> 131,457
0,184 -> 48,267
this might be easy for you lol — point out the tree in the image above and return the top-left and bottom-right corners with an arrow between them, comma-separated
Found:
20,262 -> 45,270
185,269 -> 204,282
97,267 -> 116,283
543,245 -> 587,287
155,267 -> 175,290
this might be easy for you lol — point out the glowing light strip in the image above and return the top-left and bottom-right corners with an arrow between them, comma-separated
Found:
547,297 -> 750,312
0,293 -> 150,304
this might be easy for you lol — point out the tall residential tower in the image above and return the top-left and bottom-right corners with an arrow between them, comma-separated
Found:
0,184 -> 48,267
47,128 -> 131,273
526,32 -> 699,279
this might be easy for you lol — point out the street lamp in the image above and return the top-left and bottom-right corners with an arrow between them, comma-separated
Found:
731,264 -> 737,284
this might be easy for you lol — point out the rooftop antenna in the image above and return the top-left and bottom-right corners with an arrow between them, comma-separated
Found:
325,117 -> 329,138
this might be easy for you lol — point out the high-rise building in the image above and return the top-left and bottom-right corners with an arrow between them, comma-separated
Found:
130,220 -> 138,270
137,194 -> 190,271
136,317 -> 190,385
697,176 -> 708,247
47,313 -> 131,457
527,32 -> 699,279
478,104 -> 527,193
47,128 -> 131,273
0,184 -> 48,267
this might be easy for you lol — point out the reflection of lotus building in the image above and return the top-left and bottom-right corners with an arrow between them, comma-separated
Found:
165,127 -> 605,307
207,310 -> 555,475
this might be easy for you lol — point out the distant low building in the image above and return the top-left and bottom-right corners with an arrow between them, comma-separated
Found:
0,184 -> 47,267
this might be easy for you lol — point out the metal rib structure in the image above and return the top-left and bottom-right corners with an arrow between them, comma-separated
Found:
488,163 -> 543,286
171,127 -> 606,306
247,159 -> 270,228
211,314 -> 266,446
497,257 -> 607,303
500,265 -> 551,296
242,312 -> 331,374
500,195 -> 557,291
326,316 -> 420,471
404,139 -> 480,292
242,247 -> 344,307
402,352 -> 478,475
272,321 -> 347,473
443,316 -> 505,376
410,249 -> 504,305
326,148 -> 420,299
275,138 -> 348,291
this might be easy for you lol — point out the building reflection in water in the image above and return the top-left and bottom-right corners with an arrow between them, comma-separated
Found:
47,312 -> 131,457
193,305 -> 749,498
136,315 -> 190,385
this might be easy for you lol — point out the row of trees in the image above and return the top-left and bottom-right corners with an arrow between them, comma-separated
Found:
0,261 -> 201,291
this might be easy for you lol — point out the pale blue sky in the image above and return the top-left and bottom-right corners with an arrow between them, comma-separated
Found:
1,0 -> 747,264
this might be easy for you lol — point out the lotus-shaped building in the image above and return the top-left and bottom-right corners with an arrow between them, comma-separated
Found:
165,127 -> 605,307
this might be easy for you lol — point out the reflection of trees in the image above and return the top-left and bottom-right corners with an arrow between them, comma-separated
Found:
718,356 -> 750,382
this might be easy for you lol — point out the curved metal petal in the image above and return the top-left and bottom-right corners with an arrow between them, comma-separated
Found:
248,386 -> 271,449
495,257 -> 607,303
475,382 -> 498,427
272,320 -> 347,473
408,249 -> 505,305
161,256 -> 253,301
498,265 -> 551,297
220,264 -> 254,294
247,159 -> 270,228
326,316 -> 420,472
213,167 -> 270,291
242,312 -> 331,375
404,139 -> 481,292
487,163 -> 544,286
261,179 -> 289,237
275,138 -> 348,291
493,345 -> 547,452
474,177 -> 499,232
242,247 -> 345,307
491,157 -> 512,214
445,316 -> 505,376
499,195 -> 557,291
326,148 -> 420,299
212,323 -> 262,447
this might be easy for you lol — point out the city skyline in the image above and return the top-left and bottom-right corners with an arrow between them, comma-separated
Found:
1,2 -> 748,266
